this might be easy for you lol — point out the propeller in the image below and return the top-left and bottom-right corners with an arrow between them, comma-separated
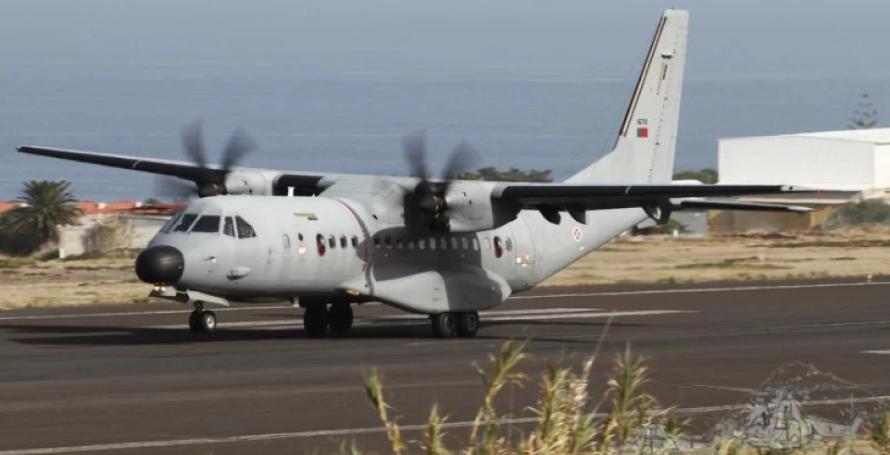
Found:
402,131 -> 479,231
155,120 -> 257,200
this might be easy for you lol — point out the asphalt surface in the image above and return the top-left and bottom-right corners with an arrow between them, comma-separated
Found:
2,278 -> 890,454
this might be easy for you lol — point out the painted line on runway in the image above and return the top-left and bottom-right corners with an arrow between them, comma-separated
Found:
510,281 -> 890,300
862,350 -> 890,355
2,280 -> 885,323
0,305 -> 292,322
6,395 -> 889,455
150,309 -> 693,330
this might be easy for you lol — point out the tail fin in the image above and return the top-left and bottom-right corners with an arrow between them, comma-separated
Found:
570,9 -> 688,184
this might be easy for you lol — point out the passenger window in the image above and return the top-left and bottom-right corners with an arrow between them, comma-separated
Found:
407,240 -> 415,250
418,239 -> 425,250
373,237 -> 380,247
283,234 -> 291,249
316,234 -> 326,256
505,238 -> 513,252
328,236 -> 336,249
173,214 -> 198,232
298,233 -> 304,242
351,236 -> 359,248
493,236 -> 503,258
235,216 -> 256,238
223,217 -> 236,237
191,215 -> 221,233
396,238 -> 403,249
384,236 -> 392,248
461,238 -> 468,250
451,238 -> 458,249
340,236 -> 347,248
472,238 -> 479,251
429,238 -> 436,251
440,238 -> 447,250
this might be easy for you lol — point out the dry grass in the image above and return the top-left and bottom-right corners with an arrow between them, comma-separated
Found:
3,227 -> 890,310
543,227 -> 890,287
357,341 -> 890,455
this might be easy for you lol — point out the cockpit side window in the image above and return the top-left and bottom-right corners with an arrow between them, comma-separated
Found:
191,215 -> 221,233
161,211 -> 184,233
223,217 -> 236,237
173,214 -> 198,232
235,216 -> 256,238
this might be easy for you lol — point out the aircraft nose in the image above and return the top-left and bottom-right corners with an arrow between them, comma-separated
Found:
135,245 -> 184,285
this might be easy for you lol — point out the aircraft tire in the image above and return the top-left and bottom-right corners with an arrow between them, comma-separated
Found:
328,304 -> 353,336
430,312 -> 457,338
303,305 -> 329,338
199,310 -> 217,333
456,311 -> 479,337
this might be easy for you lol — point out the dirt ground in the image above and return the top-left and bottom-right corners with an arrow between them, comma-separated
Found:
2,227 -> 890,310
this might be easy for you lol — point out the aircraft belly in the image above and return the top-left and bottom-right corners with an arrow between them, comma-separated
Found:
366,267 -> 511,314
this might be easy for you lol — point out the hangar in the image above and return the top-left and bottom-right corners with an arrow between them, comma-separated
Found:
713,128 -> 890,232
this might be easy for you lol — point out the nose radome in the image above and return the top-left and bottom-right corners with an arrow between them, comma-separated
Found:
135,245 -> 184,284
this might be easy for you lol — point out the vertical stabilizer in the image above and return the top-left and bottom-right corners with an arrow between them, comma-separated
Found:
570,9 -> 688,184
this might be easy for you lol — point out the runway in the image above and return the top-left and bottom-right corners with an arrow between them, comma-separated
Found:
2,278 -> 890,454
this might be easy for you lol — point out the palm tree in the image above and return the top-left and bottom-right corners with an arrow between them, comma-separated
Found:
3,180 -> 81,246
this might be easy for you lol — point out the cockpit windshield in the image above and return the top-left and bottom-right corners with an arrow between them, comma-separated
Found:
172,214 -> 198,232
190,215 -> 221,233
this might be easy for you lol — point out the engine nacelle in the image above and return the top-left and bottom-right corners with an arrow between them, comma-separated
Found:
224,171 -> 270,196
445,181 -> 519,233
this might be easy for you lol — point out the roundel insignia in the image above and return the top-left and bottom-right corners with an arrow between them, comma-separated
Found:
571,226 -> 583,242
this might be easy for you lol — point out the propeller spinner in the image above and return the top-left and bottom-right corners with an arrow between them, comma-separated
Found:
402,131 -> 479,231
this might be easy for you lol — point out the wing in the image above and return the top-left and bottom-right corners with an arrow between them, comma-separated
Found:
17,146 -> 226,181
495,183 -> 815,211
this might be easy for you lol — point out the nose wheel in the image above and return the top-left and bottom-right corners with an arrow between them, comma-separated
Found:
188,309 -> 217,333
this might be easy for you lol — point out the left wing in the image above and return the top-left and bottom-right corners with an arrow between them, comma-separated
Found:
494,183 -> 815,211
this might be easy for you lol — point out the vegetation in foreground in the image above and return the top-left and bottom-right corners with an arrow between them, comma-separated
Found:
352,341 -> 890,455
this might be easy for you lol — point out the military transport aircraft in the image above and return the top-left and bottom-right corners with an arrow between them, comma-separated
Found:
17,9 -> 813,338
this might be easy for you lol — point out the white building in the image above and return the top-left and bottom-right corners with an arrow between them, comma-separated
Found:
720,128 -> 890,192
714,128 -> 890,232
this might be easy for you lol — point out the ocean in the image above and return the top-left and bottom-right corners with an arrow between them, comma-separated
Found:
2,0 -> 888,201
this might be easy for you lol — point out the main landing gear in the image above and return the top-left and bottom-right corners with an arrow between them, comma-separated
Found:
303,303 -> 354,338
188,303 -> 217,333
430,311 -> 479,338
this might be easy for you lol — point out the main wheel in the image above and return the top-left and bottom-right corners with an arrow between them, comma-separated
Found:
430,312 -> 457,338
303,305 -> 329,338
456,311 -> 480,338
328,304 -> 353,337
199,310 -> 217,333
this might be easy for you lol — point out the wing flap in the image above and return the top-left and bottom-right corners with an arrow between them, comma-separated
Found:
671,199 -> 813,213
496,183 -> 814,211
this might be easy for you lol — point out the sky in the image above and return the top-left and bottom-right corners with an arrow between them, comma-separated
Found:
1,0 -> 888,200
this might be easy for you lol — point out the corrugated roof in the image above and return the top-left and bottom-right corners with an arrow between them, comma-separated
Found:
722,128 -> 890,145
792,128 -> 890,144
